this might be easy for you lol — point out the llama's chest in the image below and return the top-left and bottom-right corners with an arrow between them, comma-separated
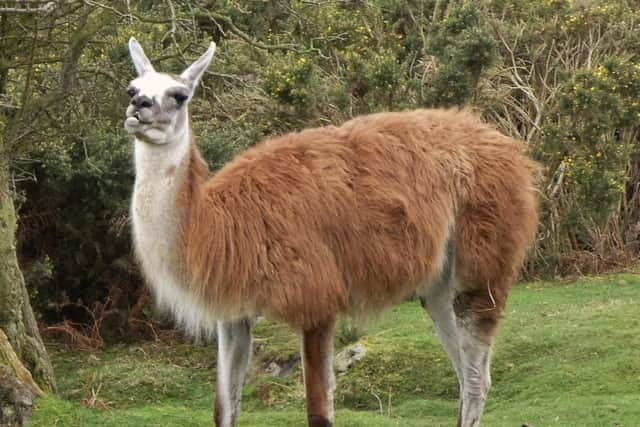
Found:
131,179 -> 217,333
131,179 -> 181,273
131,177 -> 191,315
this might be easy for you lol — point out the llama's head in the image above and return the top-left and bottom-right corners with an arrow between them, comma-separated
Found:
124,38 -> 216,144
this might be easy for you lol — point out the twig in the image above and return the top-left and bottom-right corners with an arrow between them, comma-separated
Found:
370,388 -> 383,416
206,11 -> 299,51
470,282 -> 498,313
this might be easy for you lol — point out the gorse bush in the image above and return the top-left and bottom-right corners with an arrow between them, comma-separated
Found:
541,60 -> 640,217
533,58 -> 640,269
424,2 -> 497,106
1,0 -> 638,336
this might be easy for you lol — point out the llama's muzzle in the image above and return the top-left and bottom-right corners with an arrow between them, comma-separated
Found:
124,107 -> 154,133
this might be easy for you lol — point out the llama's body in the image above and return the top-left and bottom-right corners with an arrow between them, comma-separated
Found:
125,39 -> 539,427
134,109 -> 537,332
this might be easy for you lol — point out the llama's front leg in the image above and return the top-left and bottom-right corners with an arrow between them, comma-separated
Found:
301,320 -> 336,427
215,318 -> 253,427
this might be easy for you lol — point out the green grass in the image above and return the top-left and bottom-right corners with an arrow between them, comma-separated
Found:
31,273 -> 640,426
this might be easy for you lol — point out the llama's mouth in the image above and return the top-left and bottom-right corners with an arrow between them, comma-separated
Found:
124,116 -> 153,133
133,111 -> 153,125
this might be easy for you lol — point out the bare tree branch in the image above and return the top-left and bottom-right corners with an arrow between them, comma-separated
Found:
0,1 -> 55,14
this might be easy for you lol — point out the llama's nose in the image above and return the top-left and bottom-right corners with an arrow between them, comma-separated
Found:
131,94 -> 153,109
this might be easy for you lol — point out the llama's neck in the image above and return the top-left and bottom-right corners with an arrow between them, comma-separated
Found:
131,128 -> 192,278
132,129 -> 192,254
131,126 -> 214,334
133,128 -> 191,185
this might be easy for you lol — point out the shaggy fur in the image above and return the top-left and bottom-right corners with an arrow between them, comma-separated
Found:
174,108 -> 539,332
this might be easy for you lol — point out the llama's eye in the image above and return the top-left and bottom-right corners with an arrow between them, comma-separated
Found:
127,87 -> 138,98
172,92 -> 189,104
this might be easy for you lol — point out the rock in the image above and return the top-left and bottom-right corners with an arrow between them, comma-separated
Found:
264,356 -> 300,378
265,362 -> 282,377
334,344 -> 366,374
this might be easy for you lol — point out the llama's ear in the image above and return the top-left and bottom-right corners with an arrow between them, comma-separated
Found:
128,37 -> 154,76
180,42 -> 216,91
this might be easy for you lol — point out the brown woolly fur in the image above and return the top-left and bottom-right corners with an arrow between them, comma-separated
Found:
179,109 -> 539,331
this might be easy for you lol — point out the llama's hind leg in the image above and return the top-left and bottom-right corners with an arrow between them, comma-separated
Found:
301,320 -> 336,427
454,289 -> 502,427
215,318 -> 253,427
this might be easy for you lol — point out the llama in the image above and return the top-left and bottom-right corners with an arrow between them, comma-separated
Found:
125,38 -> 539,427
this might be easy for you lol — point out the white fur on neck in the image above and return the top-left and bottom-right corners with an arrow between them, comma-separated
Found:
131,128 -> 216,337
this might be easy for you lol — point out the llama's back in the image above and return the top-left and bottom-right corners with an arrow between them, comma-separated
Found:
189,109 -> 539,329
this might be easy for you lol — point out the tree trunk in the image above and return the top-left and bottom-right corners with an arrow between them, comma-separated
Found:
0,161 -> 56,425
0,329 -> 42,426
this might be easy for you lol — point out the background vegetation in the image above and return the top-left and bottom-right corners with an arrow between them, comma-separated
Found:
1,0 -> 639,337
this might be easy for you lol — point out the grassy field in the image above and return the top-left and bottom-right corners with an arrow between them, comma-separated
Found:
31,273 -> 640,426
